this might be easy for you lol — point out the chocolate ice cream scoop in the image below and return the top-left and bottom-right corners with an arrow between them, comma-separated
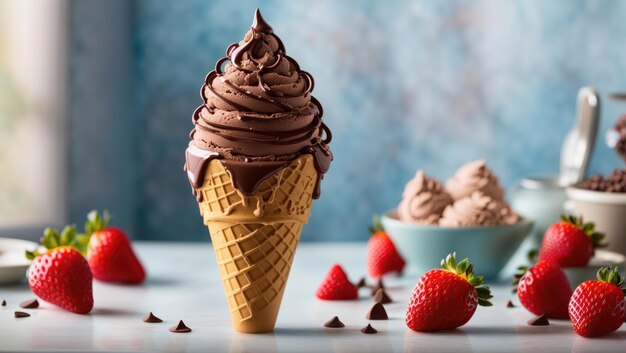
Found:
185,9 -> 332,201
397,170 -> 452,224
499,204 -> 520,225
439,191 -> 505,227
446,160 -> 504,201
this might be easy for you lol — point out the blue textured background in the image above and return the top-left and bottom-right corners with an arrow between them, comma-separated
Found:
68,0 -> 626,241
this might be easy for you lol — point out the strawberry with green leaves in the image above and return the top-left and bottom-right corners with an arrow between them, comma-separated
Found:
538,215 -> 605,267
25,226 -> 93,314
406,253 -> 492,332
367,215 -> 405,278
83,211 -> 146,284
569,267 -> 626,337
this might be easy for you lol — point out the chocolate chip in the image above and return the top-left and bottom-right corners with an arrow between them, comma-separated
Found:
20,299 -> 39,309
373,289 -> 392,304
506,300 -> 515,308
143,312 -> 163,323
370,279 -> 385,296
527,314 -> 549,326
355,277 -> 368,289
366,302 -> 388,320
323,316 -> 345,328
169,320 -> 191,333
14,311 -> 30,318
1,300 -> 6,306
361,323 -> 377,334
585,169 -> 626,193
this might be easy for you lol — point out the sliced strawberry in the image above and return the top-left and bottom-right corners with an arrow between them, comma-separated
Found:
316,264 -> 358,300
367,215 -> 405,278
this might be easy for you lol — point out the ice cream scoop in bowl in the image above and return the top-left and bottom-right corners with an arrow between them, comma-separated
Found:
381,211 -> 532,281
388,161 -> 532,280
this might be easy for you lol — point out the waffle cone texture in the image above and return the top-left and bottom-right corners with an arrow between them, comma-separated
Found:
197,155 -> 317,333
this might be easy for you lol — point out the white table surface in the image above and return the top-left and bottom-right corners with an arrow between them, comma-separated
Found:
1,242 -> 625,353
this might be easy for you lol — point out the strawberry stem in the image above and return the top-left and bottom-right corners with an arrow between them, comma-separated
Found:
84,210 -> 111,236
24,224 -> 87,260
560,214 -> 606,249
440,252 -> 492,306
597,266 -> 626,295
23,210 -> 111,261
368,214 -> 384,235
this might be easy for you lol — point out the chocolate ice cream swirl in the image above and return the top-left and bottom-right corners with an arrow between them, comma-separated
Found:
446,160 -> 504,201
439,192 -> 504,227
185,9 -> 332,201
190,10 -> 329,158
397,171 -> 453,224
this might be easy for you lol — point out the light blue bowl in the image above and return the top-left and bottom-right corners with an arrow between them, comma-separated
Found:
381,211 -> 532,281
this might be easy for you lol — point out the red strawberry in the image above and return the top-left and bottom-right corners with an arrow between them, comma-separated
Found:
569,267 -> 626,337
406,253 -> 492,332
514,260 -> 572,319
538,215 -> 604,267
367,216 -> 405,278
26,227 -> 93,314
84,211 -> 146,283
316,264 -> 358,300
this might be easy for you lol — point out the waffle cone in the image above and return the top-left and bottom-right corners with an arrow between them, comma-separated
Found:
197,155 -> 317,333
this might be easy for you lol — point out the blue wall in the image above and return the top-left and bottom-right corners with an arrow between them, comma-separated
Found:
69,0 -> 626,241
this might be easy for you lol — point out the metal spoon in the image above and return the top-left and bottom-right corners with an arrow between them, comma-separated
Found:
559,87 -> 600,186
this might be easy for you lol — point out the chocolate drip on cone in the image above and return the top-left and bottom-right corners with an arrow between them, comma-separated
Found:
220,159 -> 290,197
184,8 -> 332,202
184,147 -> 221,202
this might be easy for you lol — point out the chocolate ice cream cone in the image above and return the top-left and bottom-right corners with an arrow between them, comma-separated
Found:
183,9 -> 332,333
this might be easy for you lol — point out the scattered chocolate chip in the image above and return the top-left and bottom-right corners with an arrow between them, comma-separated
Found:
370,279 -> 385,296
1,300 -> 6,306
323,316 -> 345,328
169,320 -> 191,333
20,299 -> 39,309
355,277 -> 368,289
14,311 -> 30,318
506,300 -> 515,308
527,314 -> 549,326
373,289 -> 392,304
143,312 -> 163,323
361,323 -> 377,334
366,302 -> 388,320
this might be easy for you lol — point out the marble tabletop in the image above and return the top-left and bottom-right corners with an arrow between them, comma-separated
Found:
0,242 -> 625,353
